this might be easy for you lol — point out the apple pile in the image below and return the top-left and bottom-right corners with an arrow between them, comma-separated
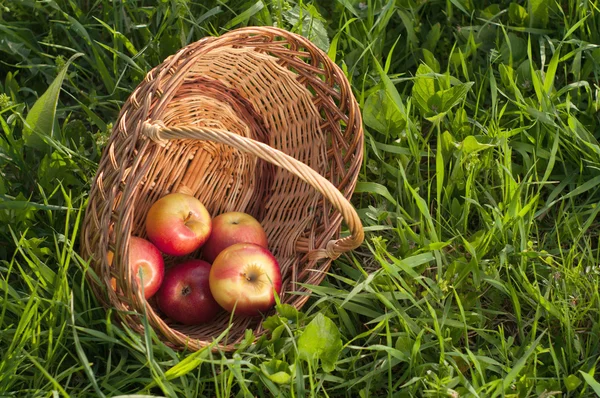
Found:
113,192 -> 282,325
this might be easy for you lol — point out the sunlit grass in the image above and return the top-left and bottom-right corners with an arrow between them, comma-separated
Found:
1,0 -> 600,396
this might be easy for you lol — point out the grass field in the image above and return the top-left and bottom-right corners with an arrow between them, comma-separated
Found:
2,0 -> 600,396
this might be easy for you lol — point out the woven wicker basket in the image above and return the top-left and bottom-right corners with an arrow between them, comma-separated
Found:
81,26 -> 364,352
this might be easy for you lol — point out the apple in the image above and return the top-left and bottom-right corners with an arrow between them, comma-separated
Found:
156,259 -> 221,325
209,242 -> 281,316
145,192 -> 212,256
107,237 -> 164,299
202,211 -> 268,263
106,250 -> 117,292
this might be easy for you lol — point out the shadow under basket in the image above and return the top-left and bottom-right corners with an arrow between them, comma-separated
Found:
80,26 -> 365,352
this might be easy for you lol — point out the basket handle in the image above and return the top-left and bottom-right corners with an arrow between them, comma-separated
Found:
142,120 -> 364,261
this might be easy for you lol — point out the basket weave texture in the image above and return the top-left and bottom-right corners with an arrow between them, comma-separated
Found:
81,26 -> 364,351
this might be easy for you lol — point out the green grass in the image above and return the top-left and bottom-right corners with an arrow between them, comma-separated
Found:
1,0 -> 600,396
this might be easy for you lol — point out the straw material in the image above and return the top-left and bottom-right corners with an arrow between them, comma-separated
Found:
81,26 -> 364,351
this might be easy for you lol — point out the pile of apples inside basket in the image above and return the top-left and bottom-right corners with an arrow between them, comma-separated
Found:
115,192 -> 280,325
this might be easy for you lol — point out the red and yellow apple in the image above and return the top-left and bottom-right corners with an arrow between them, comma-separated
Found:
145,192 -> 212,256
209,242 -> 281,316
156,259 -> 222,325
108,236 -> 164,299
202,211 -> 268,263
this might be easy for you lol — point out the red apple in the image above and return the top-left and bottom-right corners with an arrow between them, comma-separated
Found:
145,192 -> 211,256
202,211 -> 268,263
209,243 -> 281,316
156,259 -> 221,325
108,237 -> 164,299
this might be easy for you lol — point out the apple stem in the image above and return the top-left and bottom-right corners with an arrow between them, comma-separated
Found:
184,211 -> 193,223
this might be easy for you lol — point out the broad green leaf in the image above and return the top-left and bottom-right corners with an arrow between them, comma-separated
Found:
298,313 -> 342,372
276,303 -> 304,322
363,89 -> 406,137
425,111 -> 448,124
38,151 -> 83,193
451,108 -> 470,136
564,374 -> 582,392
427,82 -> 474,115
371,53 -> 409,119
0,24 -> 42,58
424,23 -> 441,52
263,314 -> 283,331
451,197 -> 462,220
481,4 -> 502,19
23,53 -> 82,150
422,48 -> 440,73
516,59 -> 533,90
580,371 -> 600,395
508,3 -> 529,26
260,359 -> 294,384
441,130 -> 457,160
528,0 -> 549,28
412,64 -> 437,117
500,33 -> 527,64
460,136 -> 494,155
395,335 -> 413,356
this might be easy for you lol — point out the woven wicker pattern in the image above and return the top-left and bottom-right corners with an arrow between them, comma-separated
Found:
81,26 -> 364,351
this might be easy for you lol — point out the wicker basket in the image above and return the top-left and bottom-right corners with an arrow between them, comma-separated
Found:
81,26 -> 364,352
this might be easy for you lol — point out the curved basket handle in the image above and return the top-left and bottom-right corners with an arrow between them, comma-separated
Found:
142,120 -> 364,260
